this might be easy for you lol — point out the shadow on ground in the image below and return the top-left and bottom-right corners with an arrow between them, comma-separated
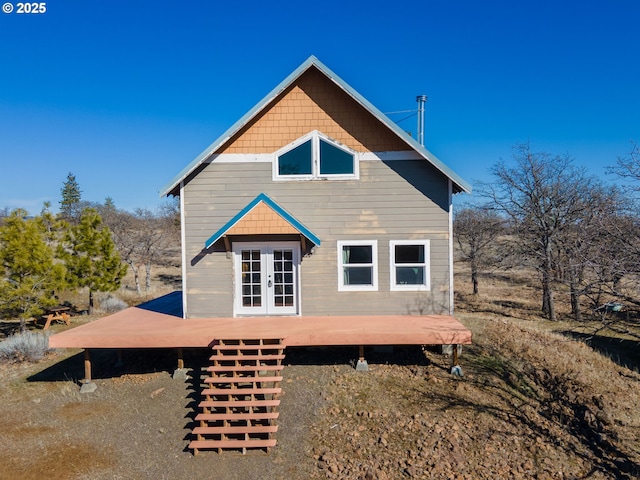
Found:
28,348 -> 191,383
29,345 -> 432,384
560,330 -> 640,373
284,345 -> 431,367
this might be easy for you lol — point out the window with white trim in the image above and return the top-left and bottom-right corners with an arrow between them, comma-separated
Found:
274,131 -> 358,180
390,240 -> 430,291
337,240 -> 378,291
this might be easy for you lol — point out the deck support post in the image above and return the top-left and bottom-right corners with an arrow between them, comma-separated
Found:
355,345 -> 368,372
450,344 -> 463,377
80,349 -> 97,393
173,347 -> 188,380
84,349 -> 91,381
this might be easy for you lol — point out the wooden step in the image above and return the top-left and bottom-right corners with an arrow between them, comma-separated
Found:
216,338 -> 282,345
199,399 -> 280,409
189,439 -> 277,450
193,425 -> 278,435
196,412 -> 279,422
214,341 -> 282,349
209,354 -> 286,361
192,338 -> 285,454
211,349 -> 283,356
206,364 -> 284,372
204,375 -> 283,384
202,387 -> 281,396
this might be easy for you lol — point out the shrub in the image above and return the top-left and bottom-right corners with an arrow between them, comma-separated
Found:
0,331 -> 50,362
99,295 -> 128,313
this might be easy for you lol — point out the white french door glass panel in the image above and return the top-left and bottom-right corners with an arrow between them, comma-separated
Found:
233,242 -> 299,315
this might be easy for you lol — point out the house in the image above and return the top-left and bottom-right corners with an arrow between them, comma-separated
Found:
50,56 -> 472,454
161,55 -> 470,320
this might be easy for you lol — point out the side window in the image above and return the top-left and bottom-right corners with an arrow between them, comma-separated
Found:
338,241 -> 378,291
390,240 -> 430,291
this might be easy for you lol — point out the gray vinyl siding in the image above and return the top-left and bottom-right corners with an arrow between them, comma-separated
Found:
182,157 -> 452,318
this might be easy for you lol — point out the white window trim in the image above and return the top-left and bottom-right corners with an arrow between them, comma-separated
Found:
273,130 -> 359,181
337,240 -> 378,291
390,240 -> 431,291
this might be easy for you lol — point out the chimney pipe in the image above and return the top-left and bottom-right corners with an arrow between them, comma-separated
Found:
416,95 -> 428,146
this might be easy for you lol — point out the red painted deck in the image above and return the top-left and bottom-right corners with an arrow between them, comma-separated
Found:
48,307 -> 472,349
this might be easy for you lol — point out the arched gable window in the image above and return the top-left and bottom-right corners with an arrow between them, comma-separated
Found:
274,131 -> 358,180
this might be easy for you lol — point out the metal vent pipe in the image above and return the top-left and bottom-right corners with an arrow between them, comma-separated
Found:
416,95 -> 428,146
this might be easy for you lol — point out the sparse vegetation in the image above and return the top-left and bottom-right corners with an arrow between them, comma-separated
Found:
97,294 -> 128,314
0,331 -> 50,362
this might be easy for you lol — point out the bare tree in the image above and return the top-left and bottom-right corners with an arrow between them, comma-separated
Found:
133,208 -> 177,292
604,140 -> 640,306
101,202 -> 180,295
608,141 -> 640,193
454,205 -> 505,294
482,143 -> 600,321
554,185 -> 622,320
105,209 -> 144,294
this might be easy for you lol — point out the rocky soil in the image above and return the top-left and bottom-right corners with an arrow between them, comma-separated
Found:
1,315 -> 640,479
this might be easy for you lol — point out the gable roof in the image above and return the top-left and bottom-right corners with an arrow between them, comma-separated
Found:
204,193 -> 321,249
160,56 -> 471,197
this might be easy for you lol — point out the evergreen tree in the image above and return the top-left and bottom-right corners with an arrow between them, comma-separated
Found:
0,209 -> 66,331
40,201 -> 65,246
59,208 -> 127,313
103,197 -> 116,211
59,172 -> 82,222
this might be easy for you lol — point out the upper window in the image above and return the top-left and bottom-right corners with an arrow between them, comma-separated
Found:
390,240 -> 430,291
275,131 -> 357,180
278,140 -> 313,175
337,240 -> 378,291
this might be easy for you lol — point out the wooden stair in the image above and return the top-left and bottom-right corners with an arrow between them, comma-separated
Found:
189,338 -> 285,454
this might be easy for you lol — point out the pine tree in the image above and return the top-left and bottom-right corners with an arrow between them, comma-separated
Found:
59,208 -> 127,313
0,209 -> 66,331
59,172 -> 82,222
103,197 -> 116,211
40,201 -> 65,247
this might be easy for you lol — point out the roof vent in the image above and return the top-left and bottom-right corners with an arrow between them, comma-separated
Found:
416,95 -> 428,146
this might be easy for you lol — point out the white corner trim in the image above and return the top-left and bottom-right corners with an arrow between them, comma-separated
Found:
448,178 -> 454,315
180,182 -> 188,319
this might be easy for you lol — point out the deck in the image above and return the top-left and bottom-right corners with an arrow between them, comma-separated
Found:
48,292 -> 471,350
48,292 -> 472,452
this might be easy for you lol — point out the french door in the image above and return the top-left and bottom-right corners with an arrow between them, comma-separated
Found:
233,242 -> 300,315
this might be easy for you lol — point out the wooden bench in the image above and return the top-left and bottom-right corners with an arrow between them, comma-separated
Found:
41,307 -> 71,330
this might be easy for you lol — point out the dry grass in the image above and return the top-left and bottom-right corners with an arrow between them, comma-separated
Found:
306,287 -> 640,478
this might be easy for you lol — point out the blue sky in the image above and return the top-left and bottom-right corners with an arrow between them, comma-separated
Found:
1,1 -> 639,213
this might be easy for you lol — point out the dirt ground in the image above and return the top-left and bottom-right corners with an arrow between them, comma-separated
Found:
0,346 -> 327,480
2,320 -> 640,480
